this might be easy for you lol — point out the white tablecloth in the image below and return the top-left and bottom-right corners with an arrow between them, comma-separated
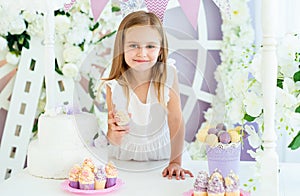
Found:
0,159 -> 298,196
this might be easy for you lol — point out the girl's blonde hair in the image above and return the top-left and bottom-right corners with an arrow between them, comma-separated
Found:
103,11 -> 169,106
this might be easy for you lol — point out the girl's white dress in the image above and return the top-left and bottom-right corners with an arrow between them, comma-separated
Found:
106,62 -> 177,161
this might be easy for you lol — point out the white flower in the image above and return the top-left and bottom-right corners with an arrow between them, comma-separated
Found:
247,148 -> 263,163
62,63 -> 79,78
55,15 -> 71,35
276,88 -> 297,108
22,10 -> 36,23
8,15 -> 26,35
249,53 -> 262,82
63,45 -> 83,63
244,124 -> 262,148
71,12 -> 91,29
244,91 -> 263,117
66,28 -> 86,45
26,15 -> 44,37
227,99 -> 244,123
0,36 -> 7,51
6,52 -> 20,65
226,0 -> 249,25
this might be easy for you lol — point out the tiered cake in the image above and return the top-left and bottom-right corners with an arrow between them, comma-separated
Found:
27,112 -> 99,179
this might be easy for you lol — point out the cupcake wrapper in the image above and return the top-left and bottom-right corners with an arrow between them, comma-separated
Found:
194,191 -> 208,196
95,180 -> 106,190
105,177 -> 117,188
207,193 -> 225,196
79,183 -> 94,190
225,192 -> 240,196
69,181 -> 79,189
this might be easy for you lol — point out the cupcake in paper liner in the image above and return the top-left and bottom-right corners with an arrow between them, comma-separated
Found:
105,161 -> 118,188
224,171 -> 240,196
82,158 -> 96,173
68,164 -> 81,189
94,166 -> 107,190
193,171 -> 209,196
79,166 -> 95,190
115,110 -> 130,126
207,169 -> 225,196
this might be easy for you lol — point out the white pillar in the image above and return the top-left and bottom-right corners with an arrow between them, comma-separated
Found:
259,0 -> 279,195
44,1 -> 56,111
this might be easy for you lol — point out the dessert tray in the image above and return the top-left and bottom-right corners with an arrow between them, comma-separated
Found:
61,179 -> 124,195
183,189 -> 251,196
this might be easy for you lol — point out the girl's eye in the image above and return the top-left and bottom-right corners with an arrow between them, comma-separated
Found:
146,45 -> 156,49
129,44 -> 138,48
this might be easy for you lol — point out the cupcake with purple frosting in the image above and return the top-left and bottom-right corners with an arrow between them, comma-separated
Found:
224,171 -> 240,196
207,170 -> 225,196
94,166 -> 107,190
193,171 -> 209,196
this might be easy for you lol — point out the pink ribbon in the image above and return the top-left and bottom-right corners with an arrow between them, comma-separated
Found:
144,0 -> 169,22
90,0 -> 110,22
178,0 -> 200,30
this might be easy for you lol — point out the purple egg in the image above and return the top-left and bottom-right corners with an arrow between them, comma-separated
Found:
219,131 -> 231,144
208,128 -> 219,135
216,123 -> 227,131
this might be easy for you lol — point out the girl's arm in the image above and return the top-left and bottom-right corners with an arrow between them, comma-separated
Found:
106,85 -> 129,145
162,66 -> 193,180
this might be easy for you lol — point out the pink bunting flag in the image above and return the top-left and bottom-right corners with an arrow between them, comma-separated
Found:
90,0 -> 109,22
144,0 -> 169,22
178,0 -> 200,30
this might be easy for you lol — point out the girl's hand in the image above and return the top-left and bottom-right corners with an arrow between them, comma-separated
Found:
107,110 -> 130,145
162,162 -> 193,180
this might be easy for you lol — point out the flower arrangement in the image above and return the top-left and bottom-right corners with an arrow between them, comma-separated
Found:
189,0 -> 300,192
247,34 -> 300,150
188,0 -> 256,160
0,0 -> 121,133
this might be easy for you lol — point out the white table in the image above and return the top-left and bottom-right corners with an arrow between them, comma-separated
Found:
0,159 -> 298,196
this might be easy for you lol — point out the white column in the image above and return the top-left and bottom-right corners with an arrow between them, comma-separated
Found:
44,1 -> 56,112
259,0 -> 279,195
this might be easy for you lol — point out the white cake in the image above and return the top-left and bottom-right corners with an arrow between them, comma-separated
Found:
27,112 -> 100,179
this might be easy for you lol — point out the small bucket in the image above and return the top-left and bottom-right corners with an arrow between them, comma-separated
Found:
206,143 -> 241,177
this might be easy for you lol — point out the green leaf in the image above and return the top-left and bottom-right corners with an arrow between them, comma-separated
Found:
55,60 -> 63,75
294,70 -> 300,82
277,79 -> 283,89
88,79 -> 96,99
90,22 -> 99,31
295,105 -> 300,113
243,113 -> 256,122
288,131 -> 300,150
18,35 -> 25,44
96,30 -> 116,44
23,39 -> 30,49
112,6 -> 121,12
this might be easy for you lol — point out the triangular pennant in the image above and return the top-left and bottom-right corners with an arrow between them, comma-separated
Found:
144,0 -> 169,22
212,0 -> 231,18
178,0 -> 200,31
90,0 -> 110,22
